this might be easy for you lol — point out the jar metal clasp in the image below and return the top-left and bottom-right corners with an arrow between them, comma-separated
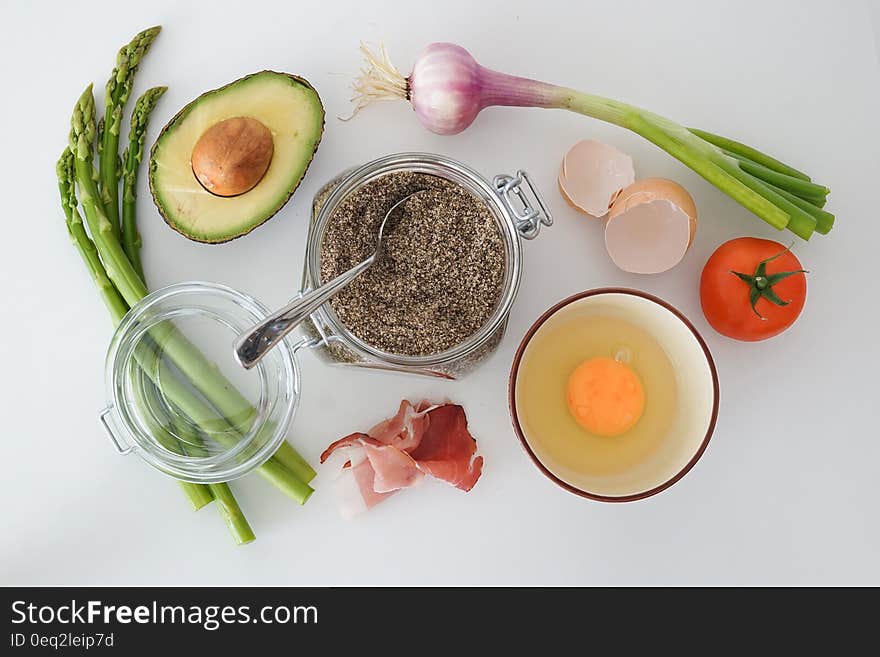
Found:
493,170 -> 553,240
99,406 -> 134,455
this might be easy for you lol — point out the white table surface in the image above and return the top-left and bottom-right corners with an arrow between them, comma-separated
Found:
2,0 -> 878,586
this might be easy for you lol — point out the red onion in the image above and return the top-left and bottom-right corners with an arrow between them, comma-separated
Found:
407,43 -> 559,135
348,42 -> 831,240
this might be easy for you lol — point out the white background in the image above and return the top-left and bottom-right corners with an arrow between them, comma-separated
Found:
1,0 -> 878,586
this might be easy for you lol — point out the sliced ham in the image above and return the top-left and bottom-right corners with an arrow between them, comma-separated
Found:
320,432 -> 377,463
322,401 -> 483,515
335,457 -> 397,518
408,405 -> 483,492
367,399 -> 435,451
362,442 -> 424,493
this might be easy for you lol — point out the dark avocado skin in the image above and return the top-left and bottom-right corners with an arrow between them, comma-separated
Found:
149,70 -> 325,244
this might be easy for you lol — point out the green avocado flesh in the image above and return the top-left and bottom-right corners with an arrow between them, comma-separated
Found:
149,71 -> 324,243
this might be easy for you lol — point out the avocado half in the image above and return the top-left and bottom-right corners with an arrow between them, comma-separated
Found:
149,71 -> 324,243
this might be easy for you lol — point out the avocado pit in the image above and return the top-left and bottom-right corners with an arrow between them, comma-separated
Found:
191,116 -> 274,197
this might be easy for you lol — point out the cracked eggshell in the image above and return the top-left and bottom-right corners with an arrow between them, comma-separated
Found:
604,178 -> 698,274
610,178 -> 698,245
557,139 -> 635,218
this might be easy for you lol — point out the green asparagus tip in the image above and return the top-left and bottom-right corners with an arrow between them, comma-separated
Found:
69,85 -> 96,159
127,87 -> 168,156
56,149 -> 77,217
125,26 -> 162,64
142,85 -> 168,104
107,26 -> 163,105
56,148 -> 72,179
120,26 -> 162,57
133,86 -> 167,118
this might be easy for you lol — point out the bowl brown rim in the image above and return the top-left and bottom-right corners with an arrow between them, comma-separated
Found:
507,288 -> 720,503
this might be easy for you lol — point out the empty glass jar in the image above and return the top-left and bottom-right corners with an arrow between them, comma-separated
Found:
99,282 -> 300,483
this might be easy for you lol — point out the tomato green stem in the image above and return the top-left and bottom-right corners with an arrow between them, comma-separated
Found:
731,245 -> 808,319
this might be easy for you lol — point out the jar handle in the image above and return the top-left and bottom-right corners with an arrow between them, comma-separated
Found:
99,406 -> 134,455
494,170 -> 553,240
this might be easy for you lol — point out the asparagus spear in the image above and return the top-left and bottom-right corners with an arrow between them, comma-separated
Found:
87,65 -> 316,483
121,86 -> 166,279
69,85 -> 314,499
208,483 -> 256,545
130,364 -> 216,511
100,26 -> 161,236
71,86 -> 148,304
116,84 -> 313,484
139,374 -> 255,541
165,409 -> 256,545
181,477 -> 215,510
60,149 -> 264,534
58,149 -> 126,319
57,149 -> 213,512
150,352 -> 315,504
117,87 -> 235,516
119,87 -> 248,518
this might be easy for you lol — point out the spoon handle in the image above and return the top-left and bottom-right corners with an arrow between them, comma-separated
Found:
234,255 -> 375,369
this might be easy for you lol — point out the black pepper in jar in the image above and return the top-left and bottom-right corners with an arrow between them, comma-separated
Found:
319,172 -> 506,356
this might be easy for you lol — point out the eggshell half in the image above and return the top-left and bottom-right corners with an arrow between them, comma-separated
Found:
558,175 -> 581,212
609,178 -> 698,246
605,199 -> 692,274
558,140 -> 635,218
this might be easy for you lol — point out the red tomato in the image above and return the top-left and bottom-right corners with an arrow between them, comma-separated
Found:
700,238 -> 807,342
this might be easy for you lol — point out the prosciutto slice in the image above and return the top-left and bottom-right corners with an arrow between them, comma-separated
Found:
408,405 -> 483,492
321,400 -> 483,514
367,399 -> 435,452
334,457 -> 396,518
362,442 -> 424,493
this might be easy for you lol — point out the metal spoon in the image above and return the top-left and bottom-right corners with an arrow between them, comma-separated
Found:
234,190 -> 424,370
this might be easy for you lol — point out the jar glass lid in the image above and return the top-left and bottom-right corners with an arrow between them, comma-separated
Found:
102,282 -> 300,483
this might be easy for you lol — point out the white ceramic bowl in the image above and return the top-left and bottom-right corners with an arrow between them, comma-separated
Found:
508,289 -> 719,501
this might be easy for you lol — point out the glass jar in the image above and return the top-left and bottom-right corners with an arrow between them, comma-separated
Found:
99,282 -> 300,483
301,152 -> 552,379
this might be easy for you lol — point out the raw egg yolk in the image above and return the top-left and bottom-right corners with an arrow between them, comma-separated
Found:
566,357 -> 645,437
